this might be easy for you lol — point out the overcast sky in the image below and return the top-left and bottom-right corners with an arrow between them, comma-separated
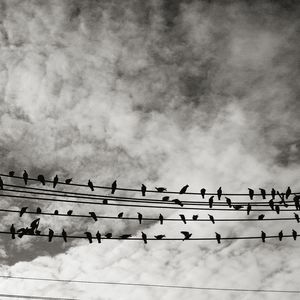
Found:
0,0 -> 299,299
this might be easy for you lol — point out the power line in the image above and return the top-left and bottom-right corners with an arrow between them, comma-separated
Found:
1,275 -> 300,294
0,292 -> 76,299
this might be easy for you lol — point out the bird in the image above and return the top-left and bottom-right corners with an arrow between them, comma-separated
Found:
48,229 -> 54,242
65,178 -> 72,184
10,224 -> 15,239
53,175 -> 58,188
23,170 -> 28,185
137,212 -> 143,224
20,207 -> 28,217
141,184 -> 147,196
37,174 -> 45,185
225,197 -> 232,208
279,230 -> 283,241
172,199 -> 183,207
36,207 -> 42,214
9,171 -> 15,177
179,185 -> 189,194
286,186 -> 292,199
142,232 -> 147,244
271,188 -> 276,199
105,233 -> 112,239
111,180 -> 117,194
258,214 -> 265,220
67,210 -> 73,216
233,205 -> 243,210
62,229 -> 67,242
277,191 -> 286,205
200,188 -> 206,199
215,232 -> 221,244
217,187 -> 222,200
85,232 -> 93,243
17,228 -> 27,238
103,199 -> 108,205
89,212 -> 97,222
268,199 -> 274,210
261,231 -> 266,243
162,196 -> 169,201
208,196 -> 214,208
275,205 -> 280,215
181,231 -> 192,240
179,214 -> 186,224
54,210 -> 59,215
96,231 -> 101,243
30,218 -> 40,230
208,214 -> 215,224
35,230 -> 41,236
248,188 -> 254,200
247,203 -> 251,215
88,180 -> 94,191
117,212 -> 123,218
154,235 -> 165,240
119,234 -> 131,239
159,214 -> 164,225
294,196 -> 300,210
155,187 -> 167,193
259,188 -> 266,199
192,215 -> 198,220
292,229 -> 297,240
0,177 -> 3,190
294,213 -> 299,223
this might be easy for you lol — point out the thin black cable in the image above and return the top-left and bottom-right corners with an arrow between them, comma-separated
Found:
0,275 -> 299,294
0,292 -> 76,299
2,173 -> 299,196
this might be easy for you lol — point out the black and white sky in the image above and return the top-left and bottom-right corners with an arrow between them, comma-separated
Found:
0,0 -> 299,299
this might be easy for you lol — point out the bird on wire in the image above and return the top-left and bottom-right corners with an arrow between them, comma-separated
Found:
172,199 -> 183,207
294,196 -> 300,210
67,210 -> 73,216
179,214 -> 186,224
88,180 -> 94,191
215,232 -> 221,244
9,171 -> 15,177
54,210 -> 59,215
269,199 -> 274,211
36,207 -> 42,214
142,232 -> 147,244
286,186 -> 292,199
247,203 -> 252,215
271,188 -> 276,199
179,185 -> 189,194
233,205 -> 243,210
89,212 -> 97,222
155,187 -> 167,193
217,187 -> 222,200
248,188 -> 254,200
258,214 -> 265,220
53,175 -> 58,188
192,215 -> 198,220
294,213 -> 299,223
105,233 -> 112,239
20,207 -> 28,217
259,188 -> 266,199
278,230 -> 283,241
181,231 -> 192,240
62,229 -> 67,242
37,174 -> 46,185
292,229 -> 297,240
137,212 -> 143,224
141,184 -> 146,196
275,205 -> 280,215
162,196 -> 169,201
209,196 -> 214,208
85,232 -> 93,243
200,188 -> 206,199
111,180 -> 117,194
261,231 -> 266,243
208,214 -> 215,224
159,214 -> 164,225
48,229 -> 54,242
154,235 -> 165,240
30,218 -> 40,230
119,234 -> 131,239
96,231 -> 101,243
0,177 -> 3,190
225,197 -> 232,208
10,224 -> 15,239
118,212 -> 123,218
65,178 -> 72,184
23,170 -> 28,185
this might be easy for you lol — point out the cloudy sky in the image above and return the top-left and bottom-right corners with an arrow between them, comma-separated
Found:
0,0 -> 299,299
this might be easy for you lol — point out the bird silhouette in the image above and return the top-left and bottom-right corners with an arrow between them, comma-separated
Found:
217,187 -> 222,200
268,199 -> 274,210
294,213 -> 299,223
96,231 -> 101,243
261,231 -> 266,242
119,234 -> 131,239
248,188 -> 254,200
179,185 -> 189,194
247,203 -> 251,215
88,180 -> 94,191
103,199 -> 108,205
181,231 -> 192,240
9,171 -> 15,177
172,199 -> 183,207
294,196 -> 300,210
292,229 -> 297,240
36,207 -> 42,214
65,178 -> 72,184
30,218 -> 40,230
37,175 -> 45,185
286,187 -> 292,199
48,229 -> 54,242
179,214 -> 186,224
208,196 -> 214,208
23,170 -> 28,185
111,180 -> 117,194
142,232 -> 147,244
89,212 -> 97,222
141,184 -> 146,196
200,188 -> 206,199
67,210 -> 73,216
233,205 -> 243,210
35,230 -> 41,236
192,215 -> 198,220
54,210 -> 59,215
137,212 -> 143,224
159,214 -> 164,225
154,235 -> 165,240
208,214 -> 215,224
155,187 -> 166,193
105,233 -> 112,239
278,230 -> 283,241
225,197 -> 232,208
277,192 -> 286,205
62,229 -> 67,242
53,175 -> 58,188
85,232 -> 93,243
271,188 -> 276,199
162,196 -> 169,201
215,232 -> 221,244
20,207 -> 28,217
0,177 -> 3,190
17,228 -> 27,238
258,214 -> 265,220
259,188 -> 266,199
275,205 -> 280,215
118,212 -> 123,218
10,224 -> 15,239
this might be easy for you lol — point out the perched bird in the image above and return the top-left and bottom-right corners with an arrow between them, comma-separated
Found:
225,197 -> 232,208
215,232 -> 221,244
279,230 -> 283,241
119,234 -> 131,239
155,187 -> 167,193
294,196 -> 300,210
0,177 -> 3,190
10,224 -> 15,239
271,188 -> 276,200
48,229 -> 54,242
200,188 -> 206,199
247,203 -> 251,215
23,170 -> 28,185
88,180 -> 94,191
269,199 -> 274,210
89,212 -> 97,222
36,207 -> 42,214
111,180 -> 117,194
103,199 -> 108,205
162,196 -> 170,201
275,205 -> 280,215
35,230 -> 41,236
9,171 -> 15,177
292,229 -> 297,240
141,184 -> 147,196
137,212 -> 143,224
259,188 -> 266,199
258,214 -> 265,220
154,235 -> 165,240
65,178 -> 72,184
159,214 -> 164,225
181,231 -> 192,240
233,205 -> 243,210
54,210 -> 59,215
30,218 -> 40,230
53,175 -> 58,188
261,231 -> 266,243
105,233 -> 112,239
67,210 -> 73,216
62,229 -> 67,242
172,199 -> 183,207
142,232 -> 147,244
294,213 -> 299,223
20,207 -> 28,217
208,214 -> 215,224
96,231 -> 101,243
17,228 -> 27,238
179,185 -> 189,194
248,188 -> 254,200
37,175 -> 45,185
192,215 -> 198,220
217,187 -> 222,200
118,212 -> 123,218
179,214 -> 186,224
286,187 -> 292,199
85,232 -> 93,243
277,192 -> 286,205
208,196 -> 214,208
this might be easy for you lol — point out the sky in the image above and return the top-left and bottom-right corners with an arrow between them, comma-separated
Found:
0,0 -> 299,299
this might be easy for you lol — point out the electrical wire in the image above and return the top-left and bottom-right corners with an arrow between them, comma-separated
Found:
0,292 -> 75,299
